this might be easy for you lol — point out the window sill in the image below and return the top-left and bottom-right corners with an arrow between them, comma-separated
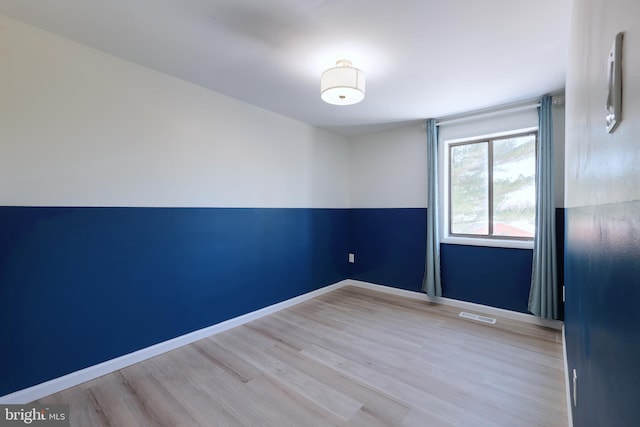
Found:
441,236 -> 534,250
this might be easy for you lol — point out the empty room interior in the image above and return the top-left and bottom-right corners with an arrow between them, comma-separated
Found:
1,1 -> 638,426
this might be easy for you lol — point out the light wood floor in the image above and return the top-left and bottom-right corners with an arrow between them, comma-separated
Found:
37,286 -> 567,426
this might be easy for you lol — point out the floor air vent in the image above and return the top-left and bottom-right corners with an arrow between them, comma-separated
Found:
459,311 -> 496,324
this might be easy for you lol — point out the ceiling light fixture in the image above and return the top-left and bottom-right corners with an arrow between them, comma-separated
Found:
320,60 -> 365,105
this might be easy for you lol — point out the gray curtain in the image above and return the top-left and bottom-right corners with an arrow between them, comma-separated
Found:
422,119 -> 442,297
528,95 -> 558,319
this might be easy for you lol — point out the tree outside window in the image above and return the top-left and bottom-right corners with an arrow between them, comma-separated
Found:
449,132 -> 536,240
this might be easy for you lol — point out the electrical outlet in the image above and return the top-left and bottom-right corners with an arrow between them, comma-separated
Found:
348,253 -> 355,263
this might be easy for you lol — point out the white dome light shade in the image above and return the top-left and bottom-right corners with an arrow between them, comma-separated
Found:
320,60 -> 365,105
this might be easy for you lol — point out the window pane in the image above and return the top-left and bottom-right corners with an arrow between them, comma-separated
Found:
450,142 -> 489,235
492,135 -> 536,238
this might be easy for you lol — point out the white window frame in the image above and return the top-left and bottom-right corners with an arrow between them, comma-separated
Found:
441,127 -> 538,250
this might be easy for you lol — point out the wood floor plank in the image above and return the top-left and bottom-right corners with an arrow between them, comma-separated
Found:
214,325 -> 364,421
300,343 -> 467,425
37,383 -> 111,427
117,365 -> 201,426
402,406 -> 459,427
254,334 -> 411,425
244,373 -> 345,426
36,285 -> 567,426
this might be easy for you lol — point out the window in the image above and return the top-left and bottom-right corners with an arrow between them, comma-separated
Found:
447,131 -> 537,242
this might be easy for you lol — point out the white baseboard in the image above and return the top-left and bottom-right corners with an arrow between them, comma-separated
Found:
1,278 -> 563,404
345,279 -> 563,330
563,325 -> 574,427
0,280 -> 348,404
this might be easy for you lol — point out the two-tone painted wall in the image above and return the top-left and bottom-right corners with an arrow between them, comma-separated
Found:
0,14 -> 350,396
348,107 -> 565,314
564,0 -> 640,425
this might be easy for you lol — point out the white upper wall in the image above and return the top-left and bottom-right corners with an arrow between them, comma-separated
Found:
0,14 -> 349,208
348,124 -> 427,208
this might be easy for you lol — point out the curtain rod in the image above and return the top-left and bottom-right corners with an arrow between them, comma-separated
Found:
435,102 -> 541,127
431,93 -> 569,127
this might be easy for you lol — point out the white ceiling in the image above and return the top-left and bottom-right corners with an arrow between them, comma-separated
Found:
0,0 -> 572,136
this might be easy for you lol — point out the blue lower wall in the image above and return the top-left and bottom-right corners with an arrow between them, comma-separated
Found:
0,207 -> 349,396
348,208 -> 534,311
348,208 -> 561,314
565,201 -> 640,427
349,208 -> 426,292
440,244 -> 533,313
